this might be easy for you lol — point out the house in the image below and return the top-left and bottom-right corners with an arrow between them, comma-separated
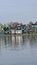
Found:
32,24 -> 37,33
22,25 -> 27,33
12,22 -> 22,27
15,25 -> 22,34
26,24 -> 32,33
10,27 -> 16,34
9,22 -> 22,34
31,22 -> 37,33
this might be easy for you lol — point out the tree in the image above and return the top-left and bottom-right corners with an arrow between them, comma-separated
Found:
29,21 -> 33,25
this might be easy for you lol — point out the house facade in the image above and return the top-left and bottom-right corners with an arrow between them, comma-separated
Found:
10,25 -> 22,34
15,25 -> 22,34
10,27 -> 16,34
32,24 -> 37,32
22,25 -> 27,33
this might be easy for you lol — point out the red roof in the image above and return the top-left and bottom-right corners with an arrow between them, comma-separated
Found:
35,21 -> 37,24
12,22 -> 22,26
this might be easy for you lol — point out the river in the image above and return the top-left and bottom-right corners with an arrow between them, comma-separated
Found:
0,35 -> 37,65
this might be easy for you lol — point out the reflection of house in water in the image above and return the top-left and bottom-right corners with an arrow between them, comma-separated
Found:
16,36 -> 22,44
12,36 -> 22,48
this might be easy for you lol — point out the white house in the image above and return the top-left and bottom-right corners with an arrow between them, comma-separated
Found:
15,25 -> 22,34
16,30 -> 22,34
10,27 -> 16,34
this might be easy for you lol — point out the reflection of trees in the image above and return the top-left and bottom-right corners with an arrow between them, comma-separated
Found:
28,35 -> 37,48
3,35 -> 37,48
0,38 -> 2,49
22,35 -> 26,44
0,37 -> 5,49
4,36 -> 12,47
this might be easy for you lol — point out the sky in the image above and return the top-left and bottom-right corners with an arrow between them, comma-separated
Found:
0,0 -> 37,24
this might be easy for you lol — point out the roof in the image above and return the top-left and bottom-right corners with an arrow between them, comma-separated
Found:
10,27 -> 16,30
35,22 -> 37,24
16,26 -> 21,30
32,24 -> 37,25
10,26 -> 21,30
12,22 -> 22,26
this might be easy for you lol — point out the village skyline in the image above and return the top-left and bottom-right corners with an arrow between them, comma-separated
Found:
0,20 -> 37,25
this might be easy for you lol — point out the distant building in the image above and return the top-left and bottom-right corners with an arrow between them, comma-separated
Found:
10,27 -> 16,34
15,25 -> 22,34
31,21 -> 37,32
22,25 -> 27,33
32,24 -> 37,32
10,25 -> 22,34
26,24 -> 32,33
12,22 -> 22,27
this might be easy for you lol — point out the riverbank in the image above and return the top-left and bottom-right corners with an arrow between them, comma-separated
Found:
0,33 -> 37,36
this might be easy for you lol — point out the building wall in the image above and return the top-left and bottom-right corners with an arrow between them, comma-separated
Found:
11,30 -> 15,34
35,27 -> 37,32
11,30 -> 22,34
32,26 -> 37,32
16,30 -> 22,34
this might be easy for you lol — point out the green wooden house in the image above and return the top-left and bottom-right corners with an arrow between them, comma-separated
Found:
32,24 -> 37,32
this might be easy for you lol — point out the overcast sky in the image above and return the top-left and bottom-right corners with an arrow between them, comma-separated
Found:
0,0 -> 37,24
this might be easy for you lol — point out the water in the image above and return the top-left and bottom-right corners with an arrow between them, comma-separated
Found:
0,35 -> 37,65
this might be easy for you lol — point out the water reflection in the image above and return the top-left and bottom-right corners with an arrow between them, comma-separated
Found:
0,35 -> 37,49
0,35 -> 37,65
4,36 -> 12,47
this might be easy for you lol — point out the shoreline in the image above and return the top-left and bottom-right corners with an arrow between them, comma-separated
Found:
0,33 -> 37,36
